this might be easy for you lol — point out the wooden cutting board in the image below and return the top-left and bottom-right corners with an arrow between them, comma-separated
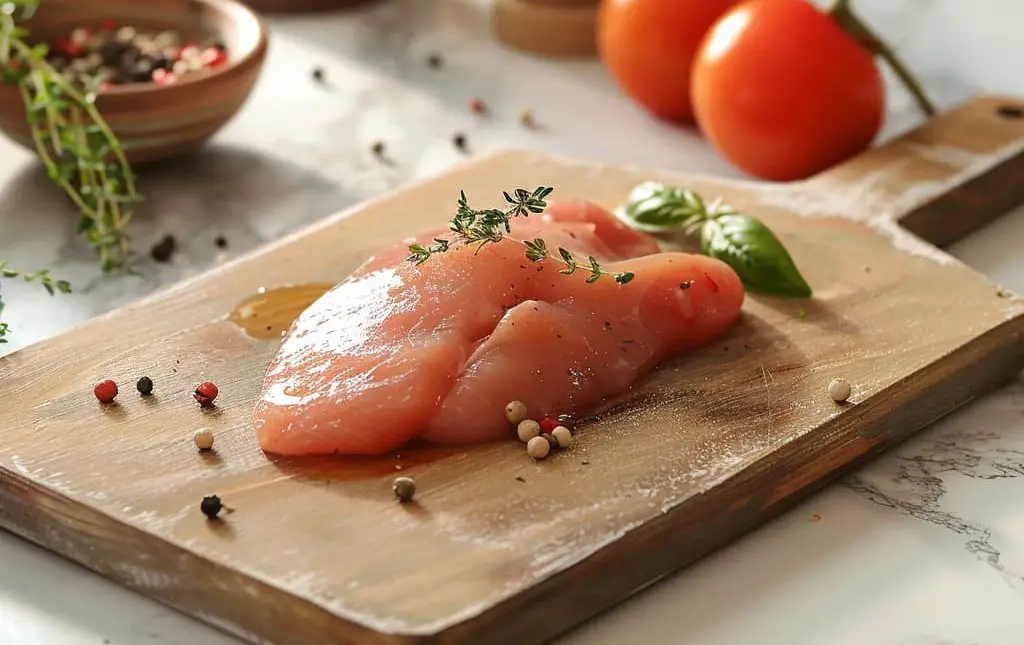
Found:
2,95 -> 1024,645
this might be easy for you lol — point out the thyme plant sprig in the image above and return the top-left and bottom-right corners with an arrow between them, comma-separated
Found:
407,187 -> 635,285
0,0 -> 140,342
0,0 -> 141,272
0,261 -> 71,343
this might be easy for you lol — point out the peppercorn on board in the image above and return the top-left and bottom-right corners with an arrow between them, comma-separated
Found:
1,95 -> 1024,645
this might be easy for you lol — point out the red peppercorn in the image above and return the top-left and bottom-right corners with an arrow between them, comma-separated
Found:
99,81 -> 113,92
194,381 -> 219,407
99,19 -> 119,31
539,417 -> 560,433
93,379 -> 118,404
469,98 -> 486,114
201,47 -> 227,68
152,69 -> 178,86
179,44 -> 200,61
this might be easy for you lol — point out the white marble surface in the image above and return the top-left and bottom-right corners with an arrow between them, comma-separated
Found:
2,1 -> 1024,644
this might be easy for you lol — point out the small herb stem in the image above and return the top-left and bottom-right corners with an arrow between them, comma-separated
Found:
828,0 -> 936,117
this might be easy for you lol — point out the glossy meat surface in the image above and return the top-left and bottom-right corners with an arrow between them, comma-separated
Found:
253,201 -> 744,455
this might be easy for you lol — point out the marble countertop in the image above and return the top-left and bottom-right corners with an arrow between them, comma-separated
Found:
2,1 -> 1024,644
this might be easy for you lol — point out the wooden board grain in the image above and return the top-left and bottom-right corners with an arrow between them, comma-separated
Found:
2,95 -> 1024,645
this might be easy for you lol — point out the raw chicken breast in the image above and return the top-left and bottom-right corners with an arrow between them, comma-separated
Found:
252,200 -> 744,456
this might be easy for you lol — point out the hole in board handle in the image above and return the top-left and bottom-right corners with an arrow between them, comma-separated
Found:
996,105 -> 1024,119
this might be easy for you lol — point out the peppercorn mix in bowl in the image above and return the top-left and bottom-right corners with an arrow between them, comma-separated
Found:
0,0 -> 268,164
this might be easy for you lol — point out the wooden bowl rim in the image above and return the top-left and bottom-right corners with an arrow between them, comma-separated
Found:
40,0 -> 270,98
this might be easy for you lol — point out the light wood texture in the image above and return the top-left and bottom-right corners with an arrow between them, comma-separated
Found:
493,0 -> 600,58
2,95 -> 1024,645
0,0 -> 268,164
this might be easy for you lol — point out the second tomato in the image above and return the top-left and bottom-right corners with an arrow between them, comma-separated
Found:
691,0 -> 886,181
598,0 -> 740,122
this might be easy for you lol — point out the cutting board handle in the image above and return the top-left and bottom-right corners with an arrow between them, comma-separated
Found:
806,95 -> 1024,248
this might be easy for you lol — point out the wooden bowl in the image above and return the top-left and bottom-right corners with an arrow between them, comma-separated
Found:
0,0 -> 268,164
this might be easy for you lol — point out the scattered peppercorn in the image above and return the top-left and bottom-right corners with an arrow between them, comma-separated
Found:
527,435 -> 550,460
47,24 -> 227,92
214,235 -> 228,249
519,109 -> 535,128
469,97 -> 486,114
452,132 -> 467,151
997,105 -> 1023,119
552,425 -> 573,449
828,378 -> 852,403
93,379 -> 118,404
505,400 -> 528,424
539,417 -> 560,434
371,140 -> 385,157
200,494 -> 223,519
517,419 -> 541,443
541,432 -> 558,451
426,53 -> 443,68
150,234 -> 177,263
393,476 -> 416,502
679,280 -> 692,289
193,427 -> 215,451
136,376 -> 154,396
194,381 -> 219,407
311,66 -> 324,83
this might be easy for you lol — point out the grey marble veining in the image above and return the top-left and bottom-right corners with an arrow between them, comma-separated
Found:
2,1 -> 1024,644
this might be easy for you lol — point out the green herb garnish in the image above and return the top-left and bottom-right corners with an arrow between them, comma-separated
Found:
407,187 -> 635,285
0,0 -> 141,342
0,262 -> 71,344
616,181 -> 811,298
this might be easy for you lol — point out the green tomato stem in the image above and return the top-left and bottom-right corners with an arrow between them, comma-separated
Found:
828,0 -> 936,118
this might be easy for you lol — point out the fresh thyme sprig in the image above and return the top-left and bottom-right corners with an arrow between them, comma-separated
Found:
0,0 -> 141,272
408,187 -> 635,285
0,261 -> 71,343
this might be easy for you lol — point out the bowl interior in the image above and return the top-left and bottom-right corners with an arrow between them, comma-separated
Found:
20,0 -> 264,90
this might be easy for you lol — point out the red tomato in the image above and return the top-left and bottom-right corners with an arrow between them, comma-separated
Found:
691,0 -> 885,181
598,0 -> 741,122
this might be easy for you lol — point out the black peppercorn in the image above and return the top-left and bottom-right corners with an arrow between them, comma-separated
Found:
150,234 -> 176,263
200,494 -> 223,519
136,376 -> 154,396
311,66 -> 324,83
371,140 -> 385,157
214,235 -> 228,249
452,132 -> 467,151
426,53 -> 443,68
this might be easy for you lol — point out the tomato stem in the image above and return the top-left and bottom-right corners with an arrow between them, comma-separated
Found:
828,0 -> 936,118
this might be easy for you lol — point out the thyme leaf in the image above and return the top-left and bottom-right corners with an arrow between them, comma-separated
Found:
408,186 -> 635,285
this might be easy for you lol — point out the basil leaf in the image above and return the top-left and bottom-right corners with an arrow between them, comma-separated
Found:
700,214 -> 812,298
614,181 -> 710,232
